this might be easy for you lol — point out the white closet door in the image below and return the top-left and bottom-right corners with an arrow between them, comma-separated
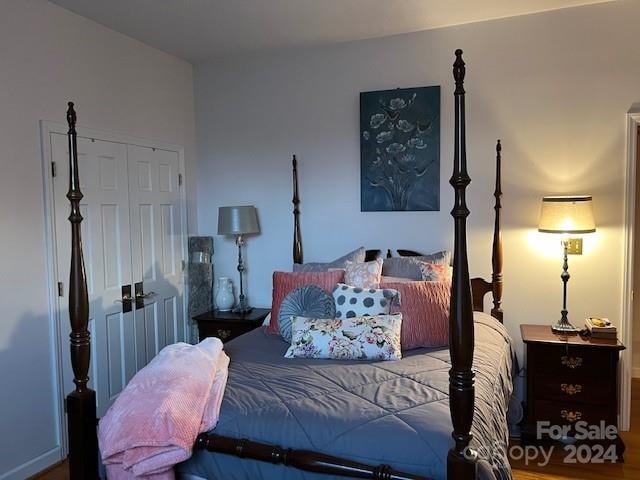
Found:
51,134 -> 135,417
127,145 -> 185,366
52,134 -> 186,418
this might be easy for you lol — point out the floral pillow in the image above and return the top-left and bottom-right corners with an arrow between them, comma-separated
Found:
413,260 -> 452,282
344,258 -> 383,288
284,314 -> 403,361
332,283 -> 400,319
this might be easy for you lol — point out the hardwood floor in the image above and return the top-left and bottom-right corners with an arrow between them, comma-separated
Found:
34,380 -> 640,480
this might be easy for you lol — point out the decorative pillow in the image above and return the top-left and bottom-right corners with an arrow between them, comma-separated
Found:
278,285 -> 336,343
292,247 -> 366,272
332,283 -> 399,319
413,260 -> 452,282
382,251 -> 451,280
284,314 -> 403,361
344,258 -> 383,289
268,270 -> 344,335
380,280 -> 450,349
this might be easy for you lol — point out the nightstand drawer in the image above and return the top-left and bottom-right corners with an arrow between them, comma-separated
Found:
198,323 -> 251,342
533,399 -> 616,427
532,344 -> 612,376
532,373 -> 611,405
193,308 -> 270,343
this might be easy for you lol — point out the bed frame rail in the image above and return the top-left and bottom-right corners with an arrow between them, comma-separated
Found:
196,434 -> 430,480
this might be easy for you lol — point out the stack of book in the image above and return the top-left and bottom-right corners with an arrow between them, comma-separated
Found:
585,317 -> 617,339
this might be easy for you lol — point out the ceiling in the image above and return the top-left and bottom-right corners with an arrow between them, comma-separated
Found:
49,0 -> 611,63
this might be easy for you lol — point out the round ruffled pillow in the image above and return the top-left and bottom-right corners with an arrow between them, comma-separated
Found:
278,285 -> 336,343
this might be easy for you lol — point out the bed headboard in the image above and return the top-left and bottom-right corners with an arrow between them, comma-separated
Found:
290,140 -> 504,323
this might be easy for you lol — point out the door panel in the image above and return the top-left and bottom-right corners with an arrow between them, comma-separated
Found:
128,145 -> 185,361
52,134 -> 132,416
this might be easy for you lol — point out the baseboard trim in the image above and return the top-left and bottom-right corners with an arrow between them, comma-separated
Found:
0,447 -> 61,480
633,367 -> 640,378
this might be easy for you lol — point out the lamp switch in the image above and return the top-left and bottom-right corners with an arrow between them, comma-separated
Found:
566,238 -> 583,255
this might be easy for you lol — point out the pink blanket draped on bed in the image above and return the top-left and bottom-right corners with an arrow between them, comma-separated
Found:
98,337 -> 230,479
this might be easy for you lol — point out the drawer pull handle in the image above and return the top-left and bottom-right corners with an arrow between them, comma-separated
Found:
560,383 -> 582,396
217,329 -> 231,340
560,409 -> 582,423
560,356 -> 583,369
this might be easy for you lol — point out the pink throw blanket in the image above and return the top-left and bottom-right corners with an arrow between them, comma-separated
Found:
98,338 -> 229,479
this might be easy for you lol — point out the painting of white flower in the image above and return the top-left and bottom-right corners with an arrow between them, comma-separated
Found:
360,86 -> 440,211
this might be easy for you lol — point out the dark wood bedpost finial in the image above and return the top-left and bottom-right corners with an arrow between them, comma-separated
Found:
65,102 -> 99,480
447,49 -> 477,480
491,140 -> 504,322
292,155 -> 303,264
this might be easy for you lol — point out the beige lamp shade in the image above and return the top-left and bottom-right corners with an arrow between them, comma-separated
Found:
218,206 -> 260,235
538,196 -> 596,234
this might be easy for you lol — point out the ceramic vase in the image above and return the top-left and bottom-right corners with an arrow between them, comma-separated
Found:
215,277 -> 235,311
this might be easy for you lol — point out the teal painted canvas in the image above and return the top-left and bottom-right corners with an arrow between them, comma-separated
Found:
360,86 -> 440,211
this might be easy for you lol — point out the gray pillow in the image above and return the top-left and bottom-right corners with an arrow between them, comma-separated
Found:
292,247 -> 366,272
382,251 -> 451,280
278,285 -> 336,342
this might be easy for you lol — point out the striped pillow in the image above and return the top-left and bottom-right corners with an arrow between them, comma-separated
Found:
379,280 -> 450,349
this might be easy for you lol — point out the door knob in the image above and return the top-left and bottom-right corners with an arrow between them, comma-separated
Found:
116,285 -> 133,313
134,282 -> 155,309
135,291 -> 156,300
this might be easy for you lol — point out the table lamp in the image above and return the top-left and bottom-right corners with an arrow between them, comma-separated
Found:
217,205 -> 260,314
538,195 -> 596,333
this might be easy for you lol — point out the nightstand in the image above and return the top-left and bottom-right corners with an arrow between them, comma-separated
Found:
521,324 -> 625,459
193,308 -> 270,343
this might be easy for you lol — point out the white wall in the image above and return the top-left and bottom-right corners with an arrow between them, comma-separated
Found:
0,1 -> 195,478
195,0 -> 640,363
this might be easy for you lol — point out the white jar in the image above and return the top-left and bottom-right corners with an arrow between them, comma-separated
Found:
215,277 -> 235,311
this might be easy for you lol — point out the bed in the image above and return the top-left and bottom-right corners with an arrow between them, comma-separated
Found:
62,49 -> 512,480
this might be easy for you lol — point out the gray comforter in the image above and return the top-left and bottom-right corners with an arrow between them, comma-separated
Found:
177,312 -> 515,480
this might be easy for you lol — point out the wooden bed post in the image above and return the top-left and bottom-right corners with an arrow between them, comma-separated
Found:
65,102 -> 99,479
491,140 -> 503,321
447,50 -> 477,480
292,155 -> 303,264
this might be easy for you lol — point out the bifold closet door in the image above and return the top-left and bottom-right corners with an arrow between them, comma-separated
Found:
52,135 -> 186,417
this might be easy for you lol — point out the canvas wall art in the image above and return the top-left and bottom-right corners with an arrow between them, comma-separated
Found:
360,86 -> 440,211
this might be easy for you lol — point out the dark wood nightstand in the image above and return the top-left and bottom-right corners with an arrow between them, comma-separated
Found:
521,324 -> 625,459
193,308 -> 270,343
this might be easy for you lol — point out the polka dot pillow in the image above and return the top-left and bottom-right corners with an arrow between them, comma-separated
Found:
332,283 -> 400,319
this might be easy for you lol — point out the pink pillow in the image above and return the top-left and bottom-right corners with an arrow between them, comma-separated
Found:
379,280 -> 451,349
268,270 -> 345,335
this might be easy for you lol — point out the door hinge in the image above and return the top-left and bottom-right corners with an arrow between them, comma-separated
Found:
57,282 -> 64,297
51,161 -> 57,178
181,260 -> 186,271
63,398 -> 67,413
178,173 -> 183,186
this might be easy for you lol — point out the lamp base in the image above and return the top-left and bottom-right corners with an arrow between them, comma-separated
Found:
551,320 -> 579,334
232,297 -> 253,315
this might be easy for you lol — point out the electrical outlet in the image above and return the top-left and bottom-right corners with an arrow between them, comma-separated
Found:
566,238 -> 583,255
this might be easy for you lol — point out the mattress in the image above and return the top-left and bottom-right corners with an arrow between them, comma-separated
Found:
176,312 -> 515,480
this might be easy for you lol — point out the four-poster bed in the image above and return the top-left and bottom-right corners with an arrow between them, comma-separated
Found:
63,50 -> 509,480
